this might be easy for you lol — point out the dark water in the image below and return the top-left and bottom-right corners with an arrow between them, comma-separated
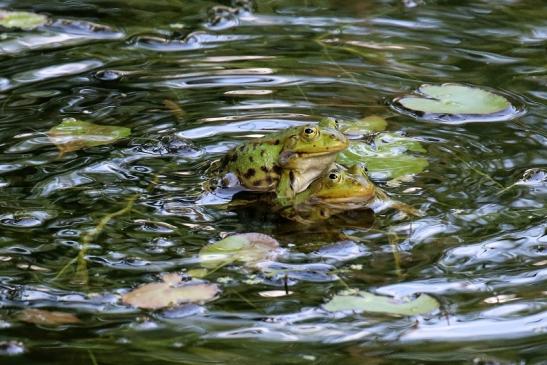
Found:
0,0 -> 546,364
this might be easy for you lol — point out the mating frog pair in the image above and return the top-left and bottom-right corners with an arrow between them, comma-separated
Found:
216,119 -> 417,223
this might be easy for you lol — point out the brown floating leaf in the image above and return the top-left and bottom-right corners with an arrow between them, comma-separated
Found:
48,117 -> 131,154
18,309 -> 80,326
122,275 -> 219,310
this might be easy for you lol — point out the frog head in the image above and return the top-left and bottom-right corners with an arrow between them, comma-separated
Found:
276,124 -> 348,195
278,124 -> 347,161
305,163 -> 376,208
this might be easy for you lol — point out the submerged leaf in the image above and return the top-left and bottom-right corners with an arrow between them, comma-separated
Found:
48,118 -> 131,154
122,276 -> 219,310
324,291 -> 439,315
0,10 -> 48,30
18,309 -> 80,326
199,233 -> 280,269
337,132 -> 428,179
394,84 -> 511,116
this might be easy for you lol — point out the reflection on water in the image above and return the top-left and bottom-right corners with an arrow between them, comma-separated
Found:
0,0 -> 546,364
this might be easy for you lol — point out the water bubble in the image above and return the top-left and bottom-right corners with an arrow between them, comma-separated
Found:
46,19 -> 123,38
160,304 -> 205,319
131,135 -> 202,158
133,219 -> 177,233
94,69 -> 123,81
0,77 -> 11,91
311,241 -> 369,263
0,341 -> 25,356
12,60 -> 104,84
0,211 -> 55,228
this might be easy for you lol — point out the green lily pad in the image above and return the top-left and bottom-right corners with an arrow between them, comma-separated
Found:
0,10 -> 48,30
324,290 -> 439,315
394,84 -> 511,116
337,132 -> 429,179
122,274 -> 219,310
48,118 -> 131,154
199,233 -> 280,269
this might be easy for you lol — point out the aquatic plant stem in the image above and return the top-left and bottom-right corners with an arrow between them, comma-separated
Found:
88,350 -> 99,365
74,194 -> 138,285
451,153 -> 504,189
54,159 -> 177,284
387,231 -> 403,278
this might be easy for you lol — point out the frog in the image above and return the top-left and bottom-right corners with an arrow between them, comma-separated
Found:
219,123 -> 348,200
277,163 -> 421,224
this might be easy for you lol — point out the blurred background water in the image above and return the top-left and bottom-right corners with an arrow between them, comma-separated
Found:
0,0 -> 545,364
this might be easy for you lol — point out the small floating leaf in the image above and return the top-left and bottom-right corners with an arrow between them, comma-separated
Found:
340,115 -> 388,134
18,309 -> 80,326
394,84 -> 511,119
199,233 -> 280,269
324,291 -> 439,315
0,10 -> 48,30
48,118 -> 131,154
337,132 -> 428,179
187,268 -> 209,278
122,274 -> 219,310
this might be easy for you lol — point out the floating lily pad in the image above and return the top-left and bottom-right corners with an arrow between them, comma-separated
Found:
337,132 -> 429,179
122,274 -> 219,310
393,84 -> 515,123
0,10 -> 48,30
199,233 -> 280,269
48,118 -> 131,154
18,309 -> 80,326
324,290 -> 439,315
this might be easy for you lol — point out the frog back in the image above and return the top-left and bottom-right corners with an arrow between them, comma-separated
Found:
221,140 -> 284,191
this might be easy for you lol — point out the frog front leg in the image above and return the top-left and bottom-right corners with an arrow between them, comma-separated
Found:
275,170 -> 296,208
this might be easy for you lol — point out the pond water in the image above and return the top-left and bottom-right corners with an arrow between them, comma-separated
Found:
0,0 -> 546,364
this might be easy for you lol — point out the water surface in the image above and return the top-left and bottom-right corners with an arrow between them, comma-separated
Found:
0,0 -> 546,364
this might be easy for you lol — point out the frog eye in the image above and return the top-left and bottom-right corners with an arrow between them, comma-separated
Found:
327,170 -> 342,183
301,126 -> 319,140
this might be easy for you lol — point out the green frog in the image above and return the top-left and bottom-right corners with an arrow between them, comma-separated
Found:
219,124 -> 348,199
277,163 -> 421,223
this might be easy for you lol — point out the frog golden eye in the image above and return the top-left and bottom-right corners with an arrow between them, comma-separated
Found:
301,126 -> 319,140
328,170 -> 341,182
